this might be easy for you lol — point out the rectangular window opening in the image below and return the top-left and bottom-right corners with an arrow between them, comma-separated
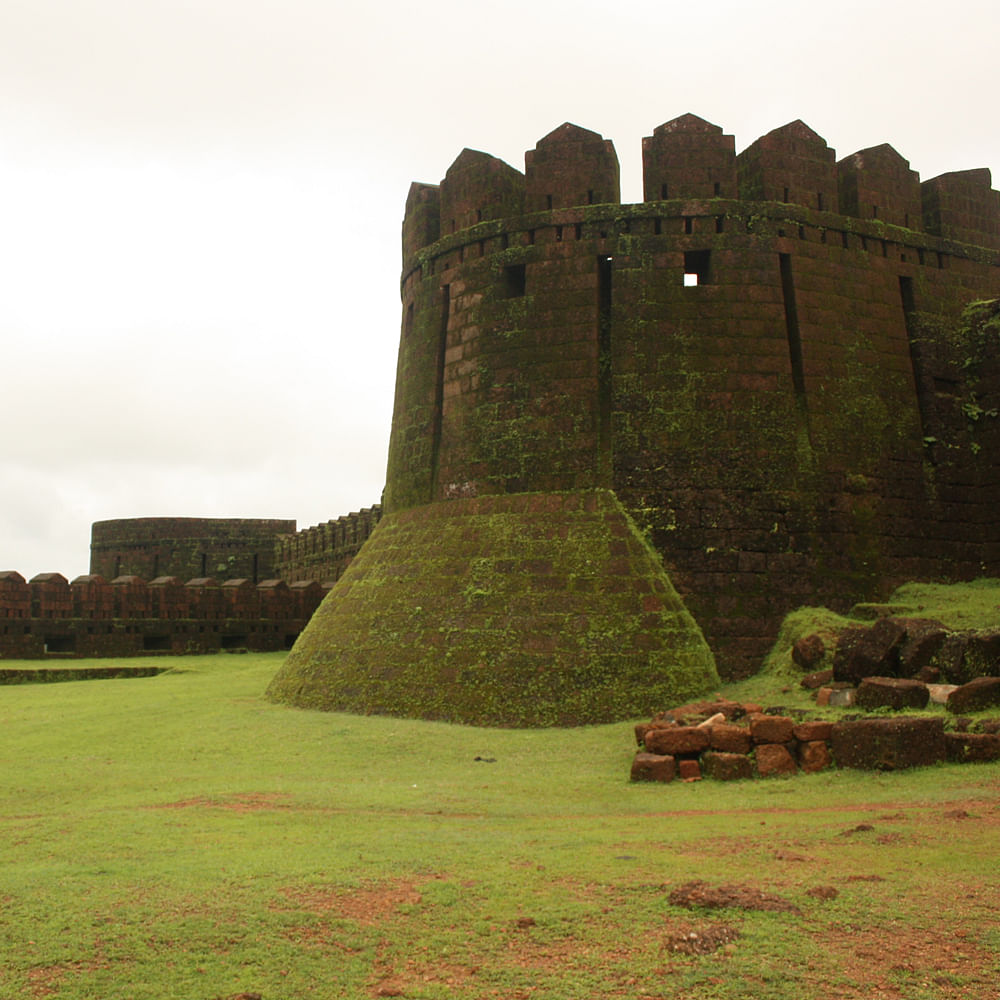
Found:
654,218 -> 662,235
715,217 -> 724,233
713,181 -> 721,196
501,263 -> 527,298
684,217 -> 693,234
684,249 -> 712,286
783,186 -> 790,202
818,192 -> 824,211
660,183 -> 668,199
546,194 -> 553,210
587,189 -> 594,204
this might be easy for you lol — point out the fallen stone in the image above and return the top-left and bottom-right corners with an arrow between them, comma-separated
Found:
801,667 -> 834,690
708,723 -> 752,754
793,720 -> 833,742
645,726 -> 710,755
897,618 -> 949,676
750,714 -> 795,745
856,676 -> 930,710
947,676 -> 1000,714
678,759 -> 702,781
833,617 -> 907,683
943,731 -> 1000,763
701,751 -> 753,781
798,740 -> 831,773
792,633 -> 826,670
755,743 -> 797,777
827,687 -> 856,707
697,712 -> 726,728
630,752 -> 676,782
830,717 -> 945,770
926,683 -> 958,705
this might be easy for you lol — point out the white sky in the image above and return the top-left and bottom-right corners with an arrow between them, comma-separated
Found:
2,0 -> 998,580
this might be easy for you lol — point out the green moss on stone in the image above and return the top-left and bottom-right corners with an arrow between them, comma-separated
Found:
267,489 -> 718,727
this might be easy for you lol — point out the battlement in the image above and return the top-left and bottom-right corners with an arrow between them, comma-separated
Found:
273,505 -> 383,583
402,115 -> 1000,263
0,570 -> 329,658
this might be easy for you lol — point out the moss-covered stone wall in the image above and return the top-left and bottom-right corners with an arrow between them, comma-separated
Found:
267,490 -> 718,726
380,115 -> 1000,681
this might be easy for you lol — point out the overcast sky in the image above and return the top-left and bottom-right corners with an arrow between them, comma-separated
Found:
2,0 -> 997,580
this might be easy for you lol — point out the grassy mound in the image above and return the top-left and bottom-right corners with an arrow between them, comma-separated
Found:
267,489 -> 718,726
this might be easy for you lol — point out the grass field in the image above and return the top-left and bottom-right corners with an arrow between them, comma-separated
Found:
1,650 -> 998,999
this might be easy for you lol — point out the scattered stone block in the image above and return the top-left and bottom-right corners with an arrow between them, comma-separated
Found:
898,619 -> 948,676
800,668 -> 833,690
750,714 -> 795,744
926,683 -> 958,705
833,617 -> 907,683
678,759 -> 702,781
708,723 -> 752,754
856,677 -> 930,710
946,676 -> 1000,714
792,634 -> 826,670
701,751 -> 753,781
793,720 -> 833,742
645,726 -> 710,755
798,740 -> 831,773
943,732 -> 1000,763
755,743 -> 797,777
830,717 -> 945,771
630,752 -> 676,782
827,687 -> 856,707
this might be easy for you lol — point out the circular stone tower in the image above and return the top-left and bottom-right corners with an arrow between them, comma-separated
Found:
267,123 -> 719,726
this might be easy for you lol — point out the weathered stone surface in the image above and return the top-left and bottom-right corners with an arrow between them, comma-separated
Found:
830,717 -> 945,770
856,676 -> 930,710
645,725 -> 710,755
943,732 -> 1000,763
754,743 -> 797,777
708,723 -> 752,754
798,740 -> 831,773
926,683 -> 959,705
630,752 -> 677,782
897,619 -> 949,676
827,687 -> 856,707
792,634 -> 826,670
678,759 -> 702,781
793,720 -> 833,742
702,751 -> 753,781
750,714 -> 795,745
833,618 -> 907,683
946,676 -> 1000,714
800,668 -> 833,690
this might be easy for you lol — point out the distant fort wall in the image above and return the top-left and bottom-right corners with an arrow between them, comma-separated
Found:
0,570 -> 329,658
1,509 -> 382,659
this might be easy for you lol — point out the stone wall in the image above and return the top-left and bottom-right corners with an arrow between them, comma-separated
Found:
90,517 -> 296,583
0,570 -> 326,658
386,114 -> 1000,680
273,506 -> 383,583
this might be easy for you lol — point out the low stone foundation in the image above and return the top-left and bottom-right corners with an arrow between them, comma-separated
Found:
630,699 -> 1000,782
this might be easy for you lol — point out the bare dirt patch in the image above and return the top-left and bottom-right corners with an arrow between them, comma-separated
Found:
151,792 -> 293,812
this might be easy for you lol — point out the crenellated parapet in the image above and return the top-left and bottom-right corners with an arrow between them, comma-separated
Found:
401,114 -> 1000,268
273,505 -> 383,583
0,570 -> 330,659
383,114 -> 1000,683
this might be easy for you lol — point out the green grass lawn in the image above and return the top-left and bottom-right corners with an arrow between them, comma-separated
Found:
1,651 -> 998,999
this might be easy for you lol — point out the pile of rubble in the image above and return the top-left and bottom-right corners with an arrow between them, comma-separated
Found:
630,694 -> 1000,783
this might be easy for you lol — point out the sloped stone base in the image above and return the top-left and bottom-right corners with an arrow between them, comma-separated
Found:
267,490 -> 718,726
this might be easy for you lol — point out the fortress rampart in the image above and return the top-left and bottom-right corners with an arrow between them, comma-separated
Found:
274,505 -> 383,583
90,517 -> 295,583
0,570 -> 328,658
380,115 -> 1000,682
